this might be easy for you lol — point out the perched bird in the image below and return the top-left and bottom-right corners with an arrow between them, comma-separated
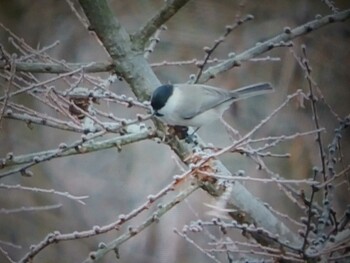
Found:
150,82 -> 273,128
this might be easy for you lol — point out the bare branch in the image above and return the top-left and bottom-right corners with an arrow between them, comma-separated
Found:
321,0 -> 339,13
0,246 -> 16,263
144,26 -> 167,59
64,0 -> 89,27
174,229 -> 222,263
3,110 -> 85,133
208,175 -> 317,185
0,60 -> 113,73
0,57 -> 15,125
82,183 -> 199,262
78,0 -> 161,99
198,9 -> 350,83
194,14 -> 254,83
0,203 -> 62,214
132,0 -> 191,48
18,178 -> 198,263
0,64 -> 94,102
0,128 -> 155,170
0,184 -> 88,205
0,57 -> 281,74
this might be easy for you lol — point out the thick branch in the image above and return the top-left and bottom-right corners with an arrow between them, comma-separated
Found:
3,111 -> 84,133
228,181 -> 301,247
0,128 -> 155,169
199,9 -> 350,83
79,0 -> 160,100
132,0 -> 191,48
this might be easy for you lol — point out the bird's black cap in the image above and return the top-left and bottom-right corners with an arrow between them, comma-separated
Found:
150,84 -> 174,111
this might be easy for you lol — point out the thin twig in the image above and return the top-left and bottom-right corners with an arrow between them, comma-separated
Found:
174,229 -> 222,263
0,203 -> 62,214
18,178 -> 198,263
82,184 -> 199,263
0,183 -> 88,205
194,14 -> 254,83
64,0 -> 89,27
144,26 -> 166,59
0,63 -> 95,102
0,57 -> 15,126
0,246 -> 16,263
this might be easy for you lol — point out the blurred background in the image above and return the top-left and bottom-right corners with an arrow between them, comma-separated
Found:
0,0 -> 349,262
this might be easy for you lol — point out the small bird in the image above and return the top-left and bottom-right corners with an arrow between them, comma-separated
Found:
150,82 -> 273,128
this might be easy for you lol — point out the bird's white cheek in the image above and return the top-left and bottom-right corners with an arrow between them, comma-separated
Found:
155,90 -> 183,125
156,107 -> 178,125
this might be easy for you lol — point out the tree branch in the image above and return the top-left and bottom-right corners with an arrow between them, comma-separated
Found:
18,177 -> 198,263
83,183 -> 199,262
3,111 -> 85,133
79,0 -> 161,100
199,9 -> 350,83
0,61 -> 113,73
132,0 -> 191,48
0,128 -> 155,170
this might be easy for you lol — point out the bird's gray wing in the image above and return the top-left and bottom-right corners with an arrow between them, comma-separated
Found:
175,84 -> 234,119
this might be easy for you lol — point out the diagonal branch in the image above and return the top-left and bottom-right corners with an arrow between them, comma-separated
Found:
132,0 -> 191,48
79,0 -> 160,100
82,183 -> 199,262
198,9 -> 350,83
18,177 -> 198,263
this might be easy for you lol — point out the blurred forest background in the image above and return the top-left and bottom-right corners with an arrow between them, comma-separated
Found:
0,0 -> 349,262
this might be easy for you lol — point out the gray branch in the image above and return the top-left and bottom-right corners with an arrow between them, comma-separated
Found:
0,128 -> 155,169
83,183 -> 199,262
132,0 -> 191,48
199,9 -> 350,83
0,61 -> 113,73
79,0 -> 161,100
3,111 -> 85,133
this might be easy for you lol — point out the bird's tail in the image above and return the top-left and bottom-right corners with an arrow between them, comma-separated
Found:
231,82 -> 273,100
